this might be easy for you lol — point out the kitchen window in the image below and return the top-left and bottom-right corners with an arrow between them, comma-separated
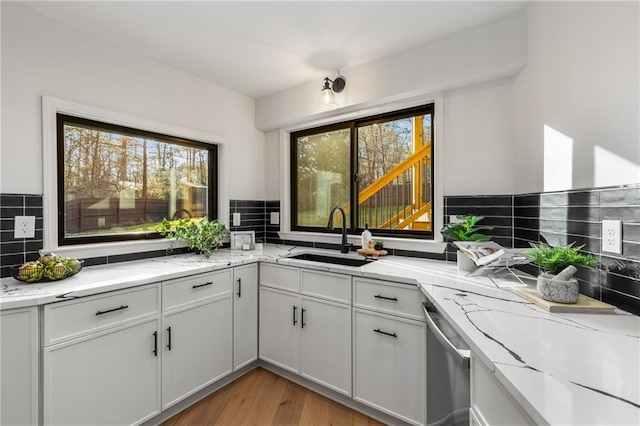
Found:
56,114 -> 218,246
291,104 -> 434,239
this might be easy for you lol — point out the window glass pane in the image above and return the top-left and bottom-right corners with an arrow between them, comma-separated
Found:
357,113 -> 433,232
295,128 -> 350,228
62,121 -> 209,241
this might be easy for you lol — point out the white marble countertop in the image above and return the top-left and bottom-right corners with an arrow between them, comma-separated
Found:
2,245 -> 639,425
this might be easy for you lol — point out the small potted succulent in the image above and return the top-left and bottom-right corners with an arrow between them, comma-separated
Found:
525,242 -> 598,303
159,217 -> 228,258
441,215 -> 493,271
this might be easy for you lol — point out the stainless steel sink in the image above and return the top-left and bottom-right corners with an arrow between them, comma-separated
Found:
288,253 -> 375,267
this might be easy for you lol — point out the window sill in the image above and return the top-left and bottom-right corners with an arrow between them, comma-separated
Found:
278,231 -> 447,254
43,238 -> 183,260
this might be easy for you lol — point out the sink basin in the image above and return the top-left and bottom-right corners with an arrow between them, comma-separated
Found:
288,253 -> 375,267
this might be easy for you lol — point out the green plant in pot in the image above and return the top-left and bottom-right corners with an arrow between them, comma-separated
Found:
524,242 -> 598,304
159,217 -> 228,258
441,215 -> 493,271
440,215 -> 493,242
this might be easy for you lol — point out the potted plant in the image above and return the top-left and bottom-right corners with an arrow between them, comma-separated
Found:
441,215 -> 493,271
159,217 -> 228,258
524,242 -> 598,303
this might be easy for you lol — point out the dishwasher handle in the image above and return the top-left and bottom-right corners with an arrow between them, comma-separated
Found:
422,303 -> 470,369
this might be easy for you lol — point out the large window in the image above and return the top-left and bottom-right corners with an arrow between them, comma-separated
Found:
291,104 -> 434,238
57,114 -> 217,245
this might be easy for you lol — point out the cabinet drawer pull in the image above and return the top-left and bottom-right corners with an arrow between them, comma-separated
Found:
95,305 -> 129,316
166,326 -> 172,350
293,306 -> 298,326
237,278 -> 242,298
374,294 -> 398,302
374,328 -> 398,338
153,331 -> 158,357
192,281 -> 214,289
301,308 -> 306,329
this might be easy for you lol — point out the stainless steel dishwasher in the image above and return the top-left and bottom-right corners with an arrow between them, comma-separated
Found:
423,301 -> 471,426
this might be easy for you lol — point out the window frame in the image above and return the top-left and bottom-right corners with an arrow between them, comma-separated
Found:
42,96 -> 227,259
56,113 -> 218,246
290,103 -> 435,239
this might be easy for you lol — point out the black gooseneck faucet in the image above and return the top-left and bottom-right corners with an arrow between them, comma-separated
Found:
327,206 -> 351,254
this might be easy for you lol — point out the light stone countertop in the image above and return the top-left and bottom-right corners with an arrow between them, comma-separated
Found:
1,244 -> 639,425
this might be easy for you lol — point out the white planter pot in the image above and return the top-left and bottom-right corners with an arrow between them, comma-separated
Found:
457,250 -> 477,273
536,273 -> 579,304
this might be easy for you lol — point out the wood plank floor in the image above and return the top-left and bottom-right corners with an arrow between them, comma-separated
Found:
161,367 -> 385,425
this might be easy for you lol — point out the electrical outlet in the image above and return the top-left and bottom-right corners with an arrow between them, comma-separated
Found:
602,220 -> 622,254
14,216 -> 35,238
233,212 -> 241,227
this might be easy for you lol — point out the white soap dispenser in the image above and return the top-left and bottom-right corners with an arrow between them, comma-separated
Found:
361,223 -> 372,249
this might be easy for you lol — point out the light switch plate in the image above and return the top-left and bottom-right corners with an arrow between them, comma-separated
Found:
14,216 -> 35,238
233,212 -> 241,227
602,220 -> 622,254
270,212 -> 280,225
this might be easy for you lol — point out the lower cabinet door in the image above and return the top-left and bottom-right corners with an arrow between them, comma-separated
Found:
353,309 -> 426,426
1,307 -> 38,426
300,297 -> 351,396
233,264 -> 258,370
162,297 -> 232,409
259,286 -> 300,373
43,318 -> 161,426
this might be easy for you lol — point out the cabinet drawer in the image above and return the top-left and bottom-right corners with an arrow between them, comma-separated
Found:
163,269 -> 232,311
301,269 -> 351,304
353,278 -> 424,320
44,284 -> 160,346
260,263 -> 300,292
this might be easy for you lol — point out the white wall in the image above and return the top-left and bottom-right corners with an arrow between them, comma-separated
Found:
513,1 -> 639,193
264,130 -> 281,200
257,2 -> 640,198
0,3 -> 265,201
442,78 -> 516,195
256,10 -> 528,197
255,10 -> 527,132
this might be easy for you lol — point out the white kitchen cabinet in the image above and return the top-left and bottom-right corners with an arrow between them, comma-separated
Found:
43,318 -> 161,425
233,263 -> 258,370
259,285 -> 300,373
161,270 -> 233,409
300,296 -> 351,395
0,307 -> 39,426
470,354 -> 535,425
259,266 -> 352,395
353,308 -> 426,426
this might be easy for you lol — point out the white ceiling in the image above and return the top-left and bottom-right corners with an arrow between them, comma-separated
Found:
26,1 -> 528,98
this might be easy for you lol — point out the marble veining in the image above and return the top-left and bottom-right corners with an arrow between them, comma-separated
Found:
1,244 -> 639,425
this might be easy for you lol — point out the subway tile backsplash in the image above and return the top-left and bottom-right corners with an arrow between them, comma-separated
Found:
3,190 -> 639,315
445,184 -> 640,315
229,200 -> 282,245
0,194 -> 44,278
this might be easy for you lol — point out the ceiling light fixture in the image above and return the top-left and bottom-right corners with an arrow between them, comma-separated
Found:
317,75 -> 346,111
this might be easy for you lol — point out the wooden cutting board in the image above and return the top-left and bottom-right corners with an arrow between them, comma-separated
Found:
512,286 -> 616,314
356,248 -> 388,258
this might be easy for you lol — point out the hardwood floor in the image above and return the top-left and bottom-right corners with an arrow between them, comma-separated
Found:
161,367 -> 385,425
